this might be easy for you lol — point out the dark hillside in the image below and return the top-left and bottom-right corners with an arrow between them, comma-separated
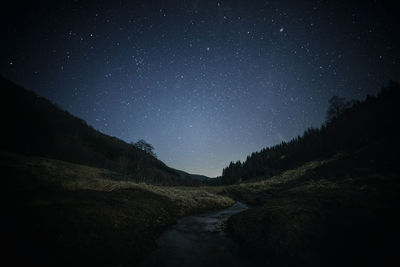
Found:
0,151 -> 233,266
224,144 -> 400,267
215,81 -> 400,266
0,76 -> 199,185
218,81 -> 400,184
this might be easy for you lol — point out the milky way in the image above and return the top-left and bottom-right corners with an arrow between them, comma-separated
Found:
1,0 -> 399,176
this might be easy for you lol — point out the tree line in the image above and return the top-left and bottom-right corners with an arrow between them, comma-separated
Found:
214,81 -> 399,185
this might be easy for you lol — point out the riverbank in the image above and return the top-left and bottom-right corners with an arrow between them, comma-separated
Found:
139,202 -> 250,267
220,149 -> 400,266
1,151 -> 234,266
3,146 -> 399,267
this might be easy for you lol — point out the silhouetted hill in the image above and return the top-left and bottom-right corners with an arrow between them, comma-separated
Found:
174,169 -> 212,181
218,81 -> 400,184
1,151 -> 233,266
0,76 -> 202,185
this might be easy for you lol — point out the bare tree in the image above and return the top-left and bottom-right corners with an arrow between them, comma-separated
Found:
132,139 -> 157,158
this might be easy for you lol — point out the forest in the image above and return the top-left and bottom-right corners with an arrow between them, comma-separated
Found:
217,81 -> 399,185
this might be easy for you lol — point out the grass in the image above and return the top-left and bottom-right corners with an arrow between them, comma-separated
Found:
0,151 -> 233,266
3,147 -> 399,267
217,151 -> 400,267
206,159 -> 333,205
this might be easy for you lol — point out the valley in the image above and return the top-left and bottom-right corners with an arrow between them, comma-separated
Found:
1,78 -> 399,266
3,146 -> 399,266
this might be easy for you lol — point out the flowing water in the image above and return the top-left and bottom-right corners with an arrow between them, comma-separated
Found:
139,202 -> 252,267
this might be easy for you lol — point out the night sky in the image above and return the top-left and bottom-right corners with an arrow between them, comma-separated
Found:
1,0 -> 399,177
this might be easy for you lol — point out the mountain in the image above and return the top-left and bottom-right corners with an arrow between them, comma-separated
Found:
218,81 -> 400,184
174,169 -> 212,181
0,76 -> 202,186
0,150 -> 233,266
212,81 -> 400,266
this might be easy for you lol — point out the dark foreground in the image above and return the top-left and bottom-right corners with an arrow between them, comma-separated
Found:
139,202 -> 251,267
2,142 -> 400,267
0,151 -> 233,266
223,145 -> 400,267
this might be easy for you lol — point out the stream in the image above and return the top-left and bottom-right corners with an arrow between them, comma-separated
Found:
139,202 -> 252,267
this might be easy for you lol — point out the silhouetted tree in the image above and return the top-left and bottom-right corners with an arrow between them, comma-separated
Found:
326,96 -> 347,122
132,139 -> 157,158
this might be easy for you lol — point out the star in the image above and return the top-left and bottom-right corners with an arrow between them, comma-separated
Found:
1,0 -> 398,177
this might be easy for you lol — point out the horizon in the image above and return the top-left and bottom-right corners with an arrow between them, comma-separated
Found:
1,75 -> 396,179
1,0 -> 399,177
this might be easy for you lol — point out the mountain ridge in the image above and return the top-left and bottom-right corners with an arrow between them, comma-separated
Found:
217,81 -> 400,184
0,76 -> 206,185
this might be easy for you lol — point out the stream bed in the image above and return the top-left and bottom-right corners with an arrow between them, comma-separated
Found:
139,202 -> 253,267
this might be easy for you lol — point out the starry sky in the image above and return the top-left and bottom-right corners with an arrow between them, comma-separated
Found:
1,0 -> 399,177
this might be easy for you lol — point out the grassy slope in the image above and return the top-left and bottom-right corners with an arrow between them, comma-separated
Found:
0,76 -> 203,186
3,143 -> 399,267
216,147 -> 400,267
1,151 -> 233,266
